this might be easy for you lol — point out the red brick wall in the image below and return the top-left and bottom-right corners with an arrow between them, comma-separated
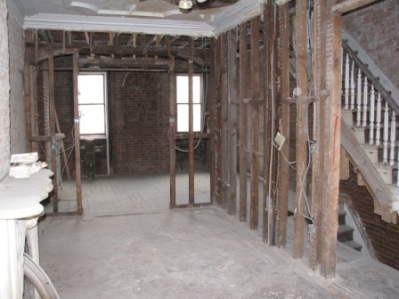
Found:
343,0 -> 399,91
340,165 -> 399,271
108,72 -> 170,174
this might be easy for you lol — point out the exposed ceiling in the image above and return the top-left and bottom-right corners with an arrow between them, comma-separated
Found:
9,0 -> 265,37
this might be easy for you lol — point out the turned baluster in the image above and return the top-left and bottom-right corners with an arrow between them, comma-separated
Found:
350,61 -> 355,111
344,54 -> 350,110
376,93 -> 382,146
383,102 -> 389,164
362,77 -> 368,127
356,68 -> 362,127
390,111 -> 396,166
369,88 -> 375,145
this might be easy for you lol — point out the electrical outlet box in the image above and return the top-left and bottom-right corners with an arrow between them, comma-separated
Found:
273,132 -> 286,151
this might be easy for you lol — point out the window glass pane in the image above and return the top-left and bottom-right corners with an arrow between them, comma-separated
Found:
78,75 -> 104,104
176,76 -> 188,103
79,105 -> 105,134
177,104 -> 188,132
177,104 -> 202,132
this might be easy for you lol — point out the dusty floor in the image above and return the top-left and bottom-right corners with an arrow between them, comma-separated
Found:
38,174 -> 399,299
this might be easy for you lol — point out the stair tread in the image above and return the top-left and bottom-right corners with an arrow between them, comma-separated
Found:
343,240 -> 363,251
337,224 -> 354,234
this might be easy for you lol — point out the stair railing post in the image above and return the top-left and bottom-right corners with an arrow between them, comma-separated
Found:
383,101 -> 389,164
362,77 -> 368,127
389,111 -> 396,166
344,53 -> 350,110
356,68 -> 362,127
376,92 -> 382,146
350,61 -> 355,110
369,88 -> 375,145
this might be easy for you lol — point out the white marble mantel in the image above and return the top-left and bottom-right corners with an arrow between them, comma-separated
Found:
0,169 -> 53,299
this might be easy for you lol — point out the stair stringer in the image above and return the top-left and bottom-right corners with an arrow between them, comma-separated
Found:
341,120 -> 397,224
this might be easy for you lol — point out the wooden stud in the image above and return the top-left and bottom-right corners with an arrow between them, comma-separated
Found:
309,0 -> 326,270
228,29 -> 238,215
277,3 -> 290,248
73,52 -> 83,215
250,17 -> 260,230
209,39 -> 216,203
220,33 -> 228,209
24,65 -> 32,152
48,55 -> 58,212
239,22 -> 248,221
169,56 -> 176,208
214,37 -> 222,206
320,8 -> 342,277
293,0 -> 308,259
188,39 -> 195,206
29,65 -> 38,152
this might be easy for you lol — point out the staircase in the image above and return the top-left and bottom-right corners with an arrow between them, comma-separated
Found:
340,32 -> 399,224
337,202 -> 362,252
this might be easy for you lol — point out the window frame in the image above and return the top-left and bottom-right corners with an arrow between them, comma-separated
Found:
176,74 -> 203,133
77,72 -> 108,138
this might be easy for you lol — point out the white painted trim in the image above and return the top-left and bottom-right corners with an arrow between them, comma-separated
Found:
23,13 -> 215,37
212,0 -> 264,36
7,0 -> 24,27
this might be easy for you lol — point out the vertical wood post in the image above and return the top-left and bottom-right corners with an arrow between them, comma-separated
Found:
188,54 -> 195,206
214,37 -> 222,206
320,7 -> 342,278
293,0 -> 308,259
73,52 -> 83,215
209,39 -> 216,203
24,65 -> 32,152
48,55 -> 58,212
169,56 -> 176,208
250,17 -> 260,230
220,33 -> 228,209
239,22 -> 248,221
228,29 -> 238,215
277,3 -> 290,248
309,0 -> 326,270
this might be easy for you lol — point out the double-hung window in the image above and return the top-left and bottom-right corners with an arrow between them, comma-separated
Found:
176,75 -> 202,132
78,73 -> 107,136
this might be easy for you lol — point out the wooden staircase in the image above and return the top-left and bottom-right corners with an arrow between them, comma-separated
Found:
340,33 -> 399,224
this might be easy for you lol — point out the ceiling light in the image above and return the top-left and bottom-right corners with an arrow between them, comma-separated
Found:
179,0 -> 193,10
196,0 -> 208,3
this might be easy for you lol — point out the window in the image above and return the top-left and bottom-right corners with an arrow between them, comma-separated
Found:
78,73 -> 107,135
176,75 -> 202,132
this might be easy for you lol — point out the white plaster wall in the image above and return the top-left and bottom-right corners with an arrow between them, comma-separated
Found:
8,9 -> 25,155
0,0 -> 10,181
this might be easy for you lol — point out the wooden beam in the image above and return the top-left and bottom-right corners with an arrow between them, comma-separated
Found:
293,0 -> 308,259
239,22 -> 248,222
214,37 -> 222,206
277,3 -> 290,248
48,55 -> 58,212
24,65 -> 32,152
188,39 -> 195,206
333,0 -> 379,14
29,65 -> 38,152
309,0 -> 326,270
73,52 -> 83,215
169,56 -> 176,209
228,29 -> 238,215
320,8 -> 342,278
220,33 -> 228,209
250,17 -> 260,230
209,39 -> 216,204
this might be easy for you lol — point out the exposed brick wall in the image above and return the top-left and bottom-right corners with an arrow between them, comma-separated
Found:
343,0 -> 399,91
8,11 -> 25,155
340,165 -> 399,271
109,72 -> 170,174
0,0 -> 10,180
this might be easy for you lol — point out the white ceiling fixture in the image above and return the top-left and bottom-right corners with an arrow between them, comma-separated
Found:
10,0 -> 265,37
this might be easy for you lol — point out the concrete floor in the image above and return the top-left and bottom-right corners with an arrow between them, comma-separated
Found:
38,174 -> 399,298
